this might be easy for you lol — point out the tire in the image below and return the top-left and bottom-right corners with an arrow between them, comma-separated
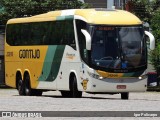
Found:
24,74 -> 42,96
17,78 -> 25,96
121,92 -> 129,100
24,74 -> 32,96
70,75 -> 82,98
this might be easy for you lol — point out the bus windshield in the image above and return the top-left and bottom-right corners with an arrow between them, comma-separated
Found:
90,25 -> 146,71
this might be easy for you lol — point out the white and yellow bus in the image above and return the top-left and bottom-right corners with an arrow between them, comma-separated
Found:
5,8 -> 155,99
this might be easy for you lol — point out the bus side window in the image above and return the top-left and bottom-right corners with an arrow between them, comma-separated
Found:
63,20 -> 76,50
15,24 -> 21,45
44,20 -> 76,47
6,24 -> 22,46
59,21 -> 66,45
45,22 -> 53,45
30,23 -> 41,45
54,21 -> 63,45
76,20 -> 88,63
6,25 -> 14,45
21,23 -> 30,45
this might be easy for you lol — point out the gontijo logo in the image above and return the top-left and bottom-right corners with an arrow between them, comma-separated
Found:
19,49 -> 40,59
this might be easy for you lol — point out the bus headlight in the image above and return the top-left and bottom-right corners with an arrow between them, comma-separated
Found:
138,75 -> 147,80
138,76 -> 142,80
87,71 -> 104,80
98,76 -> 104,80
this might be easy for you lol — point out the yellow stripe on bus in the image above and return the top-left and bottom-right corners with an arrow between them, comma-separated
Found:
96,70 -> 123,78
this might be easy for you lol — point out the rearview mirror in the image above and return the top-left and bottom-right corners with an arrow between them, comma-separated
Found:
145,31 -> 155,50
81,29 -> 91,50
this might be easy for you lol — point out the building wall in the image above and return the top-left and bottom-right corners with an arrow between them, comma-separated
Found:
82,0 -> 130,9
114,0 -> 131,9
0,56 -> 4,85
0,30 -> 5,85
84,0 -> 107,8
0,34 -> 4,56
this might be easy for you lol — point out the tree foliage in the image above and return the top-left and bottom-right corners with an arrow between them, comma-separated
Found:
151,8 -> 160,41
132,0 -> 160,23
149,8 -> 160,73
150,44 -> 160,72
0,0 -> 88,25
132,0 -> 160,77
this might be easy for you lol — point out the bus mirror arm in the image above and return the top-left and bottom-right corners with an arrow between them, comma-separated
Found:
81,29 -> 91,50
145,31 -> 155,50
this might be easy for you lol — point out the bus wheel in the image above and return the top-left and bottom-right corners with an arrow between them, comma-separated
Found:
70,75 -> 82,98
121,92 -> 129,100
24,74 -> 42,96
24,74 -> 32,96
17,79 -> 25,96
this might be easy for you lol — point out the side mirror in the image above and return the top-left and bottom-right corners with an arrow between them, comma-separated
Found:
81,29 -> 91,50
145,31 -> 155,50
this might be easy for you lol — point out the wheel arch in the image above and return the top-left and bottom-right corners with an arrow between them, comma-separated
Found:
23,69 -> 31,78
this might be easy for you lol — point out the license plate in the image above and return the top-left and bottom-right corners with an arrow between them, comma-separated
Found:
117,85 -> 126,89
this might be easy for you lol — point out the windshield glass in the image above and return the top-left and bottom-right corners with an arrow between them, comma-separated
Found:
90,25 -> 146,70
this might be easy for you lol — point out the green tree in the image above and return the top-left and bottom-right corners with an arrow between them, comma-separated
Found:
149,8 -> 160,84
151,8 -> 160,41
0,0 -> 88,25
132,0 -> 159,23
132,0 -> 160,85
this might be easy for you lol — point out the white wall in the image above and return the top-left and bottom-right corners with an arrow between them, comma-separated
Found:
107,0 -> 114,9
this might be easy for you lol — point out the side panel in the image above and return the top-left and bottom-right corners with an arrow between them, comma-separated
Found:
5,44 -> 48,88
37,45 -> 82,90
5,44 -> 65,90
56,46 -> 81,90
37,45 -> 65,89
38,45 -> 65,82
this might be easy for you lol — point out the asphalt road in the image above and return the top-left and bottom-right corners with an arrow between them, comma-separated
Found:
0,89 -> 160,120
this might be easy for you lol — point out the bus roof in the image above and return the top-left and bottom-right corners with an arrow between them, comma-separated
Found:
7,8 -> 142,25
